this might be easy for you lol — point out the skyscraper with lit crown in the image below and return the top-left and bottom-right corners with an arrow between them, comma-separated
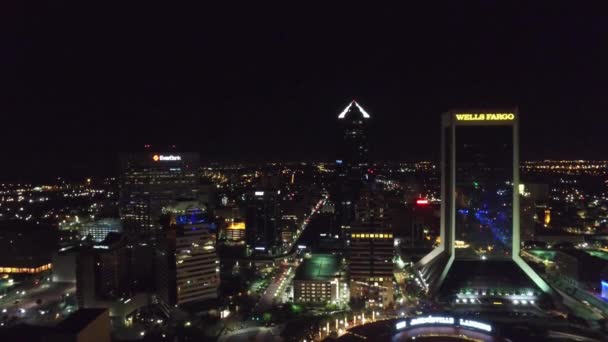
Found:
334,100 -> 372,238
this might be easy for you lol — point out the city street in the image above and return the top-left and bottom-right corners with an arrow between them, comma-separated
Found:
252,197 -> 326,316
0,280 -> 75,324
253,265 -> 294,315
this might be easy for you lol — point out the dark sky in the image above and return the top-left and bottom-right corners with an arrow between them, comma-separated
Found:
2,2 -> 608,181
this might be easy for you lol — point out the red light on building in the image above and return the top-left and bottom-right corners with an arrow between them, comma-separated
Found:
416,199 -> 429,205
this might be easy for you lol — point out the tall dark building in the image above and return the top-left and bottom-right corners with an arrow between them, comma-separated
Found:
119,150 -> 202,237
338,100 -> 370,167
417,110 -> 551,298
334,100 -> 372,238
400,198 -> 440,248
245,189 -> 281,254
76,234 -> 131,309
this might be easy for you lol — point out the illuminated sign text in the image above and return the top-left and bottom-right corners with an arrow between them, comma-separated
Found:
153,154 -> 181,161
395,321 -> 407,330
455,113 -> 515,121
410,316 -> 454,326
459,319 -> 492,332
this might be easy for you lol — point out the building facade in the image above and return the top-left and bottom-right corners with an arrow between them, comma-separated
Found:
76,234 -> 131,308
119,151 -> 202,236
333,100 -> 372,239
245,189 -> 281,254
80,218 -> 122,242
348,188 -> 394,307
293,254 -> 345,304
0,221 -> 56,274
156,209 -> 219,306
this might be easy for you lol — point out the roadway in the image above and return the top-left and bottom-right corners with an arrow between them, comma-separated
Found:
252,196 -> 326,315
0,280 -> 75,325
253,265 -> 294,315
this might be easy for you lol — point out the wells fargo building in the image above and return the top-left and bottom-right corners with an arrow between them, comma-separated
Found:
417,109 -> 551,297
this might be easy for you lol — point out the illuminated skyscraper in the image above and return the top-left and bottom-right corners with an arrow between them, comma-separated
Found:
119,150 -> 202,236
156,208 -> 219,306
348,187 -> 394,307
334,100 -> 372,237
338,100 -> 371,168
418,110 -> 551,296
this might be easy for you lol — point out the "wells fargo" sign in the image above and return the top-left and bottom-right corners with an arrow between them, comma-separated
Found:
455,113 -> 515,121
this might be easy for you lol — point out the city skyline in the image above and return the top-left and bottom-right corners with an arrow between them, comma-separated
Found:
3,3 -> 608,180
2,3 -> 608,341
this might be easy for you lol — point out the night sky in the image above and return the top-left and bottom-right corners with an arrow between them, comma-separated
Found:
2,3 -> 608,181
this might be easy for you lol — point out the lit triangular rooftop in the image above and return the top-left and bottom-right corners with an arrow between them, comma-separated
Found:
337,100 -> 371,119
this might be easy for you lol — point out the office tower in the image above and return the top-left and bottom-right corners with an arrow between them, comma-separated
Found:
76,233 -> 130,308
245,189 -> 281,254
348,187 -> 394,307
338,100 -> 371,168
400,198 -> 440,247
119,150 -> 202,237
225,220 -> 246,243
519,183 -> 550,242
417,110 -> 551,296
334,100 -> 372,238
156,208 -> 219,306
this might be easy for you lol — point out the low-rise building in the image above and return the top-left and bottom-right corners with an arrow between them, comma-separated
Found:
553,249 -> 608,292
293,254 -> 345,304
0,221 -> 56,274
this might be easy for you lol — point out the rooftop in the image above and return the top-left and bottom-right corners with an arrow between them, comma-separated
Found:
337,100 -> 371,120
55,308 -> 108,333
440,260 -> 539,295
295,254 -> 341,281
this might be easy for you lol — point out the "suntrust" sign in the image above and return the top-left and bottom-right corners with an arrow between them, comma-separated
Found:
153,154 -> 182,162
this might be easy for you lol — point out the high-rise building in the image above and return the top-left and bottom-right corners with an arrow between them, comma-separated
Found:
348,187 -> 394,307
245,189 -> 281,254
334,100 -> 372,238
519,183 -> 550,242
225,220 -> 246,243
76,233 -> 131,308
337,100 -> 371,168
119,150 -> 202,237
156,208 -> 219,307
417,110 -> 551,298
399,198 -> 440,248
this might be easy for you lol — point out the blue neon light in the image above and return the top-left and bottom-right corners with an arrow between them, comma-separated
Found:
175,209 -> 211,226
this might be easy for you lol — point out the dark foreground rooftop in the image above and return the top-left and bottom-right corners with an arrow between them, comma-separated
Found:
440,260 -> 539,295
